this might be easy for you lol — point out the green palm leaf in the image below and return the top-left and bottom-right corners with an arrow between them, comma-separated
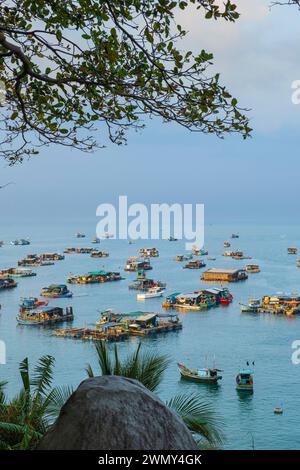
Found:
166,394 -> 225,448
45,385 -> 74,422
31,355 -> 55,397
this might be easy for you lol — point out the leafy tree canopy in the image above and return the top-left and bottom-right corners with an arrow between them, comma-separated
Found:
0,0 -> 251,163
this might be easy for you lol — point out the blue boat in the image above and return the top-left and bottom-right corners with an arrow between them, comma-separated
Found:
236,369 -> 254,393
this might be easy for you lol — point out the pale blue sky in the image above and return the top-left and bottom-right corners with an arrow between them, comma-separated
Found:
1,0 -> 300,224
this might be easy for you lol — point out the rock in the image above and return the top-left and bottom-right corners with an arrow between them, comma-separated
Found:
38,375 -> 197,450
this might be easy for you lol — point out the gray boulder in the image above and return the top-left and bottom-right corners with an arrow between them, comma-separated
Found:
38,375 -> 197,450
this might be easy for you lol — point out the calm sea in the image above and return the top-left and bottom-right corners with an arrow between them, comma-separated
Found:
0,220 -> 300,450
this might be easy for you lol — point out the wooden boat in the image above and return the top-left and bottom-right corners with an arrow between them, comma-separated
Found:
11,238 -> 30,246
175,253 -> 193,262
195,287 -> 233,305
139,248 -> 159,257
0,267 -> 36,278
18,254 -> 54,267
17,306 -> 73,326
40,284 -> 73,298
64,247 -> 93,254
231,250 -> 252,260
183,260 -> 206,269
124,257 -> 152,272
236,369 -> 253,392
224,241 -> 231,247
137,287 -> 165,300
0,278 -> 17,290
76,232 -> 85,238
19,297 -> 49,311
288,247 -> 297,254
245,264 -> 260,273
178,363 -> 222,383
240,299 -> 261,313
39,253 -> 64,261
90,250 -> 109,258
67,270 -> 122,284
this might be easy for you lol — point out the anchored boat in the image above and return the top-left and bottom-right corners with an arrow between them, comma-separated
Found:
0,278 -> 17,290
288,247 -> 297,254
240,299 -> 261,313
137,287 -> 166,300
178,363 -> 222,384
139,248 -> 159,257
67,270 -> 122,284
90,250 -> 109,258
17,306 -> 74,326
124,256 -> 152,272
11,238 -> 30,246
0,267 -> 36,278
40,284 -> 73,298
183,260 -> 206,269
236,369 -> 254,393
245,264 -> 260,273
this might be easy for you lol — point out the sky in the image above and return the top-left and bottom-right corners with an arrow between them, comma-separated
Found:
1,0 -> 300,225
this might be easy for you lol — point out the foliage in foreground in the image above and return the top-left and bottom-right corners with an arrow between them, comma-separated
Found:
0,0 -> 251,163
0,343 -> 224,449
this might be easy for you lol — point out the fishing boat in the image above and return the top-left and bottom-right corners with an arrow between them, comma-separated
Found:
139,248 -> 159,257
224,241 -> 231,247
90,250 -> 109,258
40,284 -> 73,298
67,271 -> 123,284
195,287 -> 233,305
0,278 -> 17,290
64,247 -> 93,254
169,292 -> 216,311
274,407 -> 283,415
124,256 -> 152,272
17,306 -> 74,326
91,237 -> 100,244
175,253 -> 193,262
245,264 -> 260,273
76,232 -> 86,238
236,369 -> 254,393
19,297 -> 49,312
288,247 -> 297,254
129,275 -> 166,291
231,234 -> 239,239
18,254 -> 54,267
137,287 -> 166,300
39,253 -> 65,261
231,250 -> 252,260
178,363 -> 222,384
183,260 -> 206,269
239,299 -> 261,313
0,267 -> 36,278
11,238 -> 30,246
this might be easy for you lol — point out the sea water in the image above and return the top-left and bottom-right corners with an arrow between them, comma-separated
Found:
0,220 -> 299,450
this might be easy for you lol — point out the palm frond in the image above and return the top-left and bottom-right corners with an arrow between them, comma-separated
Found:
45,385 -> 74,422
113,344 -> 121,375
166,394 -> 225,448
31,355 -> 55,397
85,363 -> 94,378
131,351 -> 170,392
94,341 -> 113,375
19,357 -> 30,392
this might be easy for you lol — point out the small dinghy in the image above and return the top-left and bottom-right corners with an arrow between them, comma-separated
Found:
236,369 -> 254,393
274,407 -> 283,414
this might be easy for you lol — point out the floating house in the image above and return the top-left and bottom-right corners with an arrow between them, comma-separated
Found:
67,270 -> 122,284
17,306 -> 73,326
139,248 -> 159,257
201,268 -> 248,283
39,253 -> 65,261
183,260 -> 206,269
0,267 -> 36,278
64,247 -> 93,254
18,254 -> 54,267
124,257 -> 152,272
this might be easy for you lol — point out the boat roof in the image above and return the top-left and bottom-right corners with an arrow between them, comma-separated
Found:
239,369 -> 252,375
136,313 -> 157,322
177,293 -> 200,299
88,271 -> 110,276
268,293 -> 300,299
205,268 -> 242,274
30,306 -> 62,314
203,288 -> 223,294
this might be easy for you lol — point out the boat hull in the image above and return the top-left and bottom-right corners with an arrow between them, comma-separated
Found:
180,372 -> 221,383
